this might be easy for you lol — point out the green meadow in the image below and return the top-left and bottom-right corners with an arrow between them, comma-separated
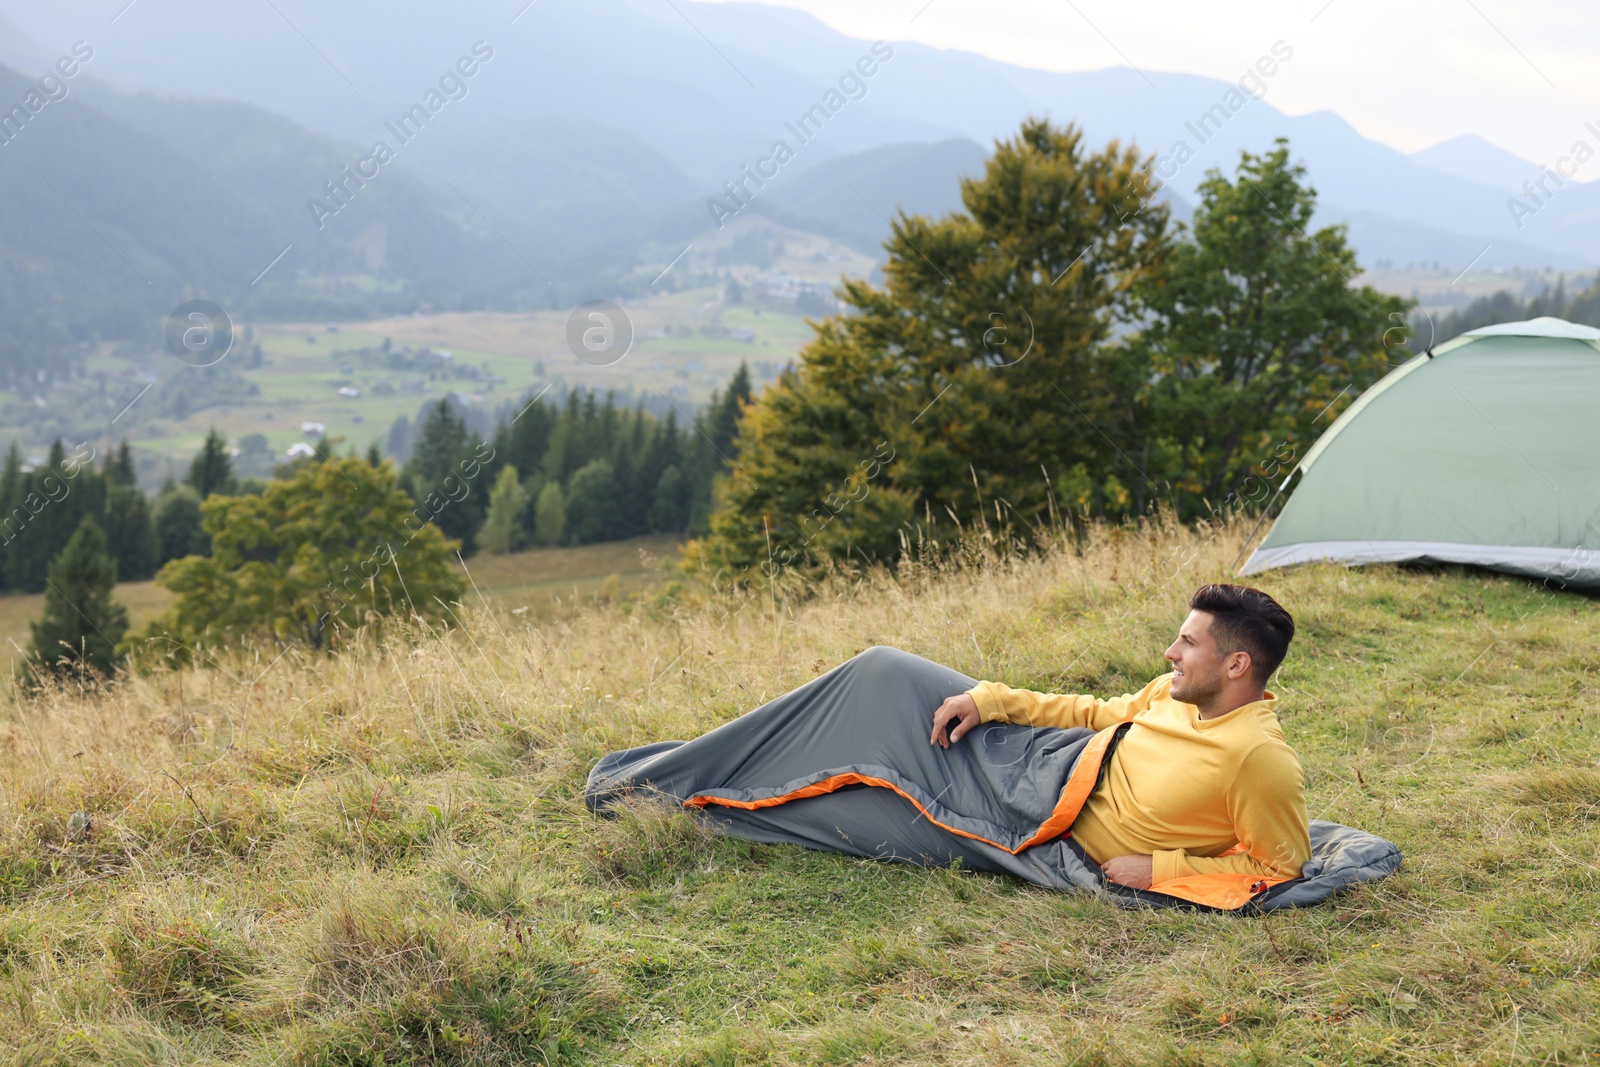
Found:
1,519 -> 1596,1065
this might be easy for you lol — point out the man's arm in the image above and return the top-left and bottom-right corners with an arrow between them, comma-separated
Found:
931,674 -> 1169,748
967,674 -> 1169,732
1150,743 -> 1311,882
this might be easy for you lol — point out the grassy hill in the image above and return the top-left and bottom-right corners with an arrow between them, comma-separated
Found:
0,519 -> 1597,1063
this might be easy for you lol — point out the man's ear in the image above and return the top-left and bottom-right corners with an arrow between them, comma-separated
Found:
1225,650 -> 1253,681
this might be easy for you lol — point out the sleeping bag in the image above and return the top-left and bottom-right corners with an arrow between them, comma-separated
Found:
585,646 -> 1401,912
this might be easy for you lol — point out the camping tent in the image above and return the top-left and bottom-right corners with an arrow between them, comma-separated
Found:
1240,316 -> 1600,590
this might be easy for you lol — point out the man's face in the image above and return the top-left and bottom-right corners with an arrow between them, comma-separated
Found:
1165,610 -> 1227,706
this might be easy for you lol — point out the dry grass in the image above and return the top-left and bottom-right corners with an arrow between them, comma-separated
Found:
0,580 -> 175,661
1,516 -> 1598,1064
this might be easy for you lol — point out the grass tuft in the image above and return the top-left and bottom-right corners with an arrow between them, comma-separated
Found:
1514,766 -> 1600,820
107,899 -> 262,1028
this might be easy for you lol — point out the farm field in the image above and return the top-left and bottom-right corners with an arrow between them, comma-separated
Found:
1,519 -> 1597,1064
0,536 -> 686,659
0,217 -> 874,488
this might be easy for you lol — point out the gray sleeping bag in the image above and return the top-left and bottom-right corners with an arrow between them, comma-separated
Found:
585,646 -> 1401,912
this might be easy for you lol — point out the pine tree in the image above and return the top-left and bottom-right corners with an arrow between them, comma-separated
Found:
507,394 -> 554,478
26,516 -> 128,683
4,441 -> 107,594
480,465 -> 528,555
610,445 -> 642,540
107,441 -> 138,487
103,485 -> 161,581
708,361 -> 753,462
0,442 -> 20,592
540,391 -> 586,486
404,400 -> 487,554
407,400 -> 470,487
186,429 -> 235,499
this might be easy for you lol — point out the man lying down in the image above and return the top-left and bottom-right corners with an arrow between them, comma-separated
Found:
588,585 -> 1394,912
927,583 -> 1306,891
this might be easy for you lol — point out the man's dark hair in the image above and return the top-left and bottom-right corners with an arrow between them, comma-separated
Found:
1188,584 -> 1295,685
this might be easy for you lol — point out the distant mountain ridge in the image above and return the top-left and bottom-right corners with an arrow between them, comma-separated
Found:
2,0 -> 1597,390
1,0 -> 1590,271
1409,134 -> 1543,190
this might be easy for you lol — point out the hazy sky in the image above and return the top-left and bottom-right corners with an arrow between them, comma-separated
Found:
712,0 -> 1598,170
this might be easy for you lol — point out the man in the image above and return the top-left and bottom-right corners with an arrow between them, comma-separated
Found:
929,583 -> 1309,890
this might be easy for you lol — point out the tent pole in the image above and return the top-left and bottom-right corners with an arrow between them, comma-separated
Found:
1232,470 -> 1298,574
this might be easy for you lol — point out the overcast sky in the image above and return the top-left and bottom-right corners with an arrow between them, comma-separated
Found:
712,0 -> 1598,172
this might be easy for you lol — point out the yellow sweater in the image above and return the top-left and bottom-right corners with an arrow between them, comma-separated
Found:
965,673 -> 1310,885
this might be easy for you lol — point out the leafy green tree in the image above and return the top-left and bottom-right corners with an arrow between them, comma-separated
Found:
533,480 -> 566,547
696,118 -> 1168,574
651,464 -> 688,533
563,459 -> 617,545
186,429 -> 236,498
1127,141 -> 1408,519
145,457 -> 462,653
154,486 -> 209,562
25,516 -> 128,684
480,465 -> 528,555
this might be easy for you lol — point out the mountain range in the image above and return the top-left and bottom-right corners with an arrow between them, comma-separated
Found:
0,0 -> 1594,382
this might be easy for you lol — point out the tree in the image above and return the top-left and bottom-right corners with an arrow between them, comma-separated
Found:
479,465 -> 528,555
154,486 -> 209,562
1127,141 -> 1408,519
103,485 -> 161,581
533,480 -> 565,547
3,440 -> 107,594
0,442 -> 22,591
563,459 -> 618,545
145,457 -> 462,653
106,440 -> 138,487
26,516 -> 128,683
385,414 -> 413,463
651,464 -> 688,533
707,362 -> 753,462
403,400 -> 488,555
505,395 -> 554,480
186,429 -> 236,498
695,118 -> 1169,574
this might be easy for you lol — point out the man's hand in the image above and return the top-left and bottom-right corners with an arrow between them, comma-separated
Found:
1101,855 -> 1155,889
930,692 -> 981,748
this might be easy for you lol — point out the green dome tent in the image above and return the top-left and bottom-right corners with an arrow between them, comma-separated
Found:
1241,316 -> 1600,590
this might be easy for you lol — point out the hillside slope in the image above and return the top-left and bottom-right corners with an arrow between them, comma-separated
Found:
1,519 -> 1597,1062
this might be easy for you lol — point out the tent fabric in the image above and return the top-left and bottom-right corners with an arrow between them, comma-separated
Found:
1242,320 -> 1600,589
1462,315 -> 1600,340
1246,540 -> 1586,583
586,646 -> 1402,912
